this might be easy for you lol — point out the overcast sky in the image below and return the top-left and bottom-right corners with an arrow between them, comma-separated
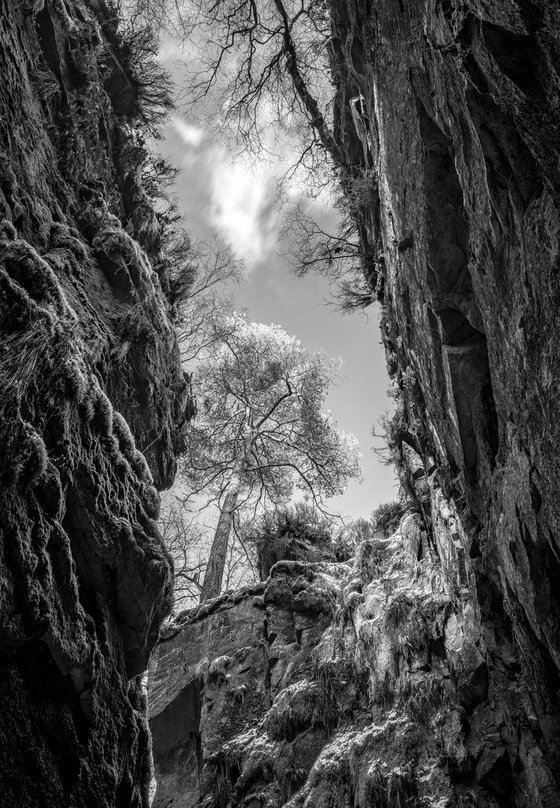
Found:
157,72 -> 397,518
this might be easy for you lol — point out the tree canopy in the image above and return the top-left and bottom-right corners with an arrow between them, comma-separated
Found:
180,313 -> 361,600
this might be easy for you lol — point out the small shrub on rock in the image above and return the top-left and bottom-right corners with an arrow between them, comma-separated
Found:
371,500 -> 406,537
247,502 -> 337,580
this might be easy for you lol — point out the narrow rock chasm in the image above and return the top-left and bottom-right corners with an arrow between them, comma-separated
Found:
3,0 -> 560,806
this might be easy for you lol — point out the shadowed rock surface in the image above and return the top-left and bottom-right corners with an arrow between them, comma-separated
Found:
150,0 -> 560,806
3,0 -> 560,803
344,0 -> 560,802
0,0 -> 187,804
149,493 -> 497,807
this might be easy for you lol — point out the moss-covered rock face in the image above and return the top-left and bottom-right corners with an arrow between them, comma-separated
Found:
150,476 -> 554,808
0,0 -> 186,804
148,508 -> 483,808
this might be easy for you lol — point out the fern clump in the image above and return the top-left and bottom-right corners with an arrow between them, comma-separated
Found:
247,502 -> 339,580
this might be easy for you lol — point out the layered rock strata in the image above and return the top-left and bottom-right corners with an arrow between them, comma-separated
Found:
0,0 -> 186,804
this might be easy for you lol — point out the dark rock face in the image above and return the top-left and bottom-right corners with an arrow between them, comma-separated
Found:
150,585 -> 268,807
150,470 -> 559,808
331,0 -> 560,803
0,0 -> 186,804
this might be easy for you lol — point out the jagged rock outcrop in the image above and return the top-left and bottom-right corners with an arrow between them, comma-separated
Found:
150,1 -> 560,807
0,0 -> 187,804
149,495 -> 485,808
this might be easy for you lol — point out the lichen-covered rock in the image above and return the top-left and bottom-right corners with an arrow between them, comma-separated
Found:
149,515 -> 479,808
0,0 -> 186,804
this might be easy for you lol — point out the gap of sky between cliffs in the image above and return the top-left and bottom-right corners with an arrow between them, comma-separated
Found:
157,44 -> 397,518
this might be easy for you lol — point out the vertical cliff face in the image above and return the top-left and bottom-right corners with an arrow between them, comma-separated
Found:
331,0 -> 560,803
150,453 -> 558,808
0,0 -> 186,804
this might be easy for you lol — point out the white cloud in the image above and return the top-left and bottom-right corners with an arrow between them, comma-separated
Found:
169,116 -> 279,266
207,152 -> 279,269
172,117 -> 205,148
169,112 -> 337,271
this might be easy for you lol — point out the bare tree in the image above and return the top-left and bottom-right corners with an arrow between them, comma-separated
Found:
116,0 -> 382,300
179,313 -> 361,601
179,0 -> 383,298
158,225 -> 243,360
113,0 -> 192,38
177,0 -> 343,169
158,495 -> 207,608
283,202 -> 358,277
222,525 -> 258,591
282,201 -> 376,312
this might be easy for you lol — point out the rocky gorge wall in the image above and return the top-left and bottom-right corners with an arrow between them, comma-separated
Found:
149,1 -> 560,807
148,477 -> 499,808
0,0 -> 187,804
333,0 -> 560,803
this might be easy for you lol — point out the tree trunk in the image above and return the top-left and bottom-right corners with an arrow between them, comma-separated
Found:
199,481 -> 241,602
